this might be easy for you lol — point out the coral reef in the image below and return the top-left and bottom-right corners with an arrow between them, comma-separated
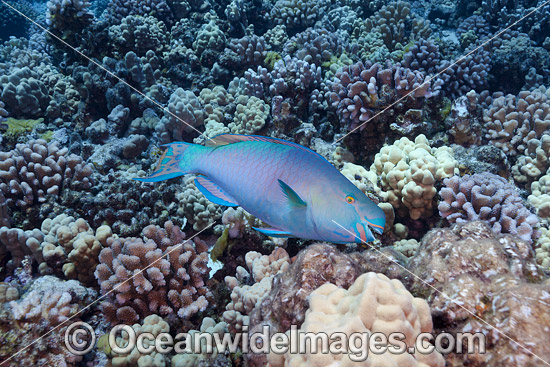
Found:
94,221 -> 211,324
438,173 -> 539,242
370,134 -> 457,220
1,276 -> 96,366
328,61 -> 437,130
267,272 -> 444,367
408,221 -> 549,367
0,139 -> 93,228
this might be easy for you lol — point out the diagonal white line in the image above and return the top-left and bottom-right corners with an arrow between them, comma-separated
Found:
0,0 -> 215,144
332,219 -> 550,366
334,0 -> 550,144
0,221 -> 215,366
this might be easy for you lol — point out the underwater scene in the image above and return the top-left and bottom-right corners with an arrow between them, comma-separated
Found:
0,0 -> 550,365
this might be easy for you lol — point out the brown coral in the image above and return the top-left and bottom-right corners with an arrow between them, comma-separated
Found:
94,221 -> 212,324
408,221 -> 549,367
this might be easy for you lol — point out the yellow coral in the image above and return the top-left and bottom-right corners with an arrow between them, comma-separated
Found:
3,117 -> 43,137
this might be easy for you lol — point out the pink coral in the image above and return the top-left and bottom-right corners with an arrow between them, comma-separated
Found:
94,221 -> 212,324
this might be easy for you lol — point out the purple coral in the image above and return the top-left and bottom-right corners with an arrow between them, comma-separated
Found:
224,35 -> 267,67
0,139 -> 93,216
327,60 -> 436,129
438,173 -> 538,242
284,27 -> 344,65
402,38 -> 491,98
102,0 -> 173,25
94,221 -> 212,324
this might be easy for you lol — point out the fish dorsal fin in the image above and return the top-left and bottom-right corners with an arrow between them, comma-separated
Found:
194,176 -> 239,206
278,179 -> 307,209
205,134 -> 324,158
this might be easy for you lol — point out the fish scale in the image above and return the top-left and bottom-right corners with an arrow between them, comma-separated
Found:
136,134 -> 385,243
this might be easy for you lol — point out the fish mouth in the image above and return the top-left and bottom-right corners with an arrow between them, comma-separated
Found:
355,222 -> 375,243
363,219 -> 385,235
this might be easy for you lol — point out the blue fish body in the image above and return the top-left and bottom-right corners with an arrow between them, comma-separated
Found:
136,134 -> 385,243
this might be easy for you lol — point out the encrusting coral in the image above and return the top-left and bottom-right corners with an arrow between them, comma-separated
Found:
408,221 -> 550,367
2,276 -> 96,366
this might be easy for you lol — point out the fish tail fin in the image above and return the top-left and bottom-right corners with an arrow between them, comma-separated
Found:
134,142 -> 195,182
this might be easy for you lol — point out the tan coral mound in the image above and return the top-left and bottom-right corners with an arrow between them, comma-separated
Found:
267,272 -> 444,367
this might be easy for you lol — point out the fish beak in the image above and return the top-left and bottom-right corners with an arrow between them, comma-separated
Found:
355,222 -> 376,243
363,218 -> 385,235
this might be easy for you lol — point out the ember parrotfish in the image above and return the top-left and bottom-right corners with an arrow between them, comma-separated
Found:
135,134 -> 385,243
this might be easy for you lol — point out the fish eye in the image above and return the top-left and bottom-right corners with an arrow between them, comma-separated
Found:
345,195 -> 355,204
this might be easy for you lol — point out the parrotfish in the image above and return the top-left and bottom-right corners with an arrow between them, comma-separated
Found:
135,134 -> 385,243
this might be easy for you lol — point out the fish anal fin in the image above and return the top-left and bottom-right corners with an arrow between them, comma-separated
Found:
252,226 -> 293,238
195,176 -> 239,206
278,179 -> 307,208
134,142 -> 190,182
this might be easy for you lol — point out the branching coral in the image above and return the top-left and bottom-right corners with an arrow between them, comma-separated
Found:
438,173 -> 538,242
223,248 -> 290,333
108,15 -> 168,56
39,214 -> 111,286
223,35 -> 267,67
199,86 -> 233,138
155,88 -> 204,143
192,17 -> 226,54
327,60 -> 437,130
512,133 -> 550,185
171,317 -> 230,366
0,66 -> 49,118
534,226 -> 550,269
284,27 -> 344,66
0,226 -> 44,269
366,1 -> 430,47
110,314 -> 170,367
401,38 -> 491,98
45,0 -> 94,35
94,221 -> 212,324
228,95 -> 269,134
270,0 -> 330,32
102,0 -> 173,25
0,139 -> 93,227
483,86 -> 550,157
528,168 -> 550,220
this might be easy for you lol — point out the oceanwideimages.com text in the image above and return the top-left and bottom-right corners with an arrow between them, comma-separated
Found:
65,322 -> 486,360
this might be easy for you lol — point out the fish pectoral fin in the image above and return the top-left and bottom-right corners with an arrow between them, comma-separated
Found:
278,179 -> 307,209
194,176 -> 239,206
252,226 -> 294,238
